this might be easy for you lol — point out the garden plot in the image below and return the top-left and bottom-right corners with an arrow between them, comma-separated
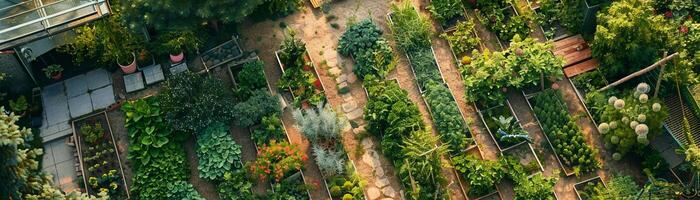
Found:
72,112 -> 129,199
427,0 -> 470,32
441,16 -> 483,63
459,147 -> 504,200
528,0 -> 570,41
200,37 -> 243,71
573,176 -> 607,200
275,48 -> 327,108
524,89 -> 598,176
569,69 -> 609,127
473,1 -> 529,49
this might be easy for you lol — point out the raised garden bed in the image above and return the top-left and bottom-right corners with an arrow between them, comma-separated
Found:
322,159 -> 367,200
275,49 -> 327,108
72,112 -> 129,199
459,147 -> 504,200
226,55 -> 273,93
524,89 -> 598,176
476,100 -> 528,152
474,4 -> 525,49
442,18 -> 483,63
569,69 -> 609,128
428,0 -> 470,32
200,37 -> 243,70
527,0 -> 570,41
573,176 -> 607,200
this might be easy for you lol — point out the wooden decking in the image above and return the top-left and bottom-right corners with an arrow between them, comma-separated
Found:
310,0 -> 323,8
553,35 -> 599,78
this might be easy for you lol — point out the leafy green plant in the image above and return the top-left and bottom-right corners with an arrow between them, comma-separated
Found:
156,30 -> 203,55
217,171 -> 254,200
490,115 -> 527,146
42,65 -> 63,78
165,181 -> 205,200
196,122 -> 243,181
338,19 -> 382,57
513,173 -> 556,200
80,123 -> 104,144
235,60 -> 268,98
440,19 -> 480,55
9,96 -> 28,114
592,0 -> 673,78
122,98 -> 178,164
475,0 -> 530,42
390,1 -> 433,52
424,82 -> 471,153
130,143 -> 188,200
453,154 -> 505,197
232,89 -> 282,127
399,130 -> 449,200
531,89 -> 598,173
59,12 -> 143,65
277,29 -> 326,106
427,0 -> 464,26
159,71 -> 235,133
354,39 -> 396,79
252,114 -> 286,146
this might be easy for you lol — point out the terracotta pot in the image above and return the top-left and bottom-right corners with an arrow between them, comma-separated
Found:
170,52 -> 184,63
51,72 -> 62,80
118,53 -> 137,74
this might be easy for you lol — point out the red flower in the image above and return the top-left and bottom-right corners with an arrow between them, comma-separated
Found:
665,11 -> 673,18
680,25 -> 689,34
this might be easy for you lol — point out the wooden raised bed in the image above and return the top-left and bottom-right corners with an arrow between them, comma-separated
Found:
443,17 -> 484,63
275,49 -> 327,106
473,4 -> 520,50
523,90 -> 580,176
527,0 -> 570,41
573,176 -> 607,200
200,37 -> 243,71
462,147 -> 504,200
72,112 -> 130,199
226,55 -> 274,94
321,159 -> 367,200
427,0 -> 470,33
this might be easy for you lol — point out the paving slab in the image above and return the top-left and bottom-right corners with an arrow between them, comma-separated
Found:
142,64 -> 165,85
86,68 -> 111,90
42,143 -> 55,169
90,85 -> 115,110
124,72 -> 145,93
42,82 -> 64,98
51,139 -> 73,163
169,62 -> 189,75
68,94 -> 93,118
56,160 -> 77,185
44,94 -> 69,125
64,75 -> 88,98
43,165 -> 59,184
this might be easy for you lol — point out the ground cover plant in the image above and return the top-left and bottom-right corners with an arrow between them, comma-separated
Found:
159,72 -> 235,134
123,98 -> 190,200
196,122 -> 243,181
593,83 -> 668,159
531,89 -> 599,174
461,36 -> 564,103
338,19 -> 396,79
474,0 -> 530,43
166,181 -> 205,200
216,171 -> 254,200
363,76 -> 448,199
277,30 -> 325,107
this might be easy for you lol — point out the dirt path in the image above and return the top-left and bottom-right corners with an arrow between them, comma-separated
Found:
184,137 -> 220,200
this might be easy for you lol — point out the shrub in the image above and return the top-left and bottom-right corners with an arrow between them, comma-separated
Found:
232,89 -> 282,127
196,122 -> 243,181
292,103 -> 345,143
165,181 -> 205,200
159,72 -> 235,134
338,19 -> 382,56
235,60 -> 267,97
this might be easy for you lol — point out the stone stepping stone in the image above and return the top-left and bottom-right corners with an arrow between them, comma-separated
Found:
68,93 -> 93,118
64,75 -> 87,98
123,72 -> 145,93
86,68 -> 111,90
90,85 -> 115,110
169,62 -> 189,75
142,64 -> 165,85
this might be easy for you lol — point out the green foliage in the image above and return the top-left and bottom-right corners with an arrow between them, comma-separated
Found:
255,0 -> 304,18
251,114 -> 286,146
440,19 -> 480,55
666,20 -> 700,85
427,0 -> 464,26
490,115 -> 528,146
160,72 -> 235,133
235,60 -> 268,98
399,130 -> 449,200
279,29 -> 308,69
155,30 -> 203,55
453,154 -> 505,197
424,82 -> 470,153
475,0 -> 530,42
166,181 -> 205,200
277,29 -> 326,106
327,164 -> 365,199
364,77 -> 424,161
592,0 -> 673,78
196,122 -> 243,181
589,175 -> 640,200
409,49 -> 443,89
390,1 -> 433,52
232,89 -> 282,127
533,0 -> 585,38
122,98 -> 178,164
117,0 -> 262,30
9,96 -> 28,114
354,39 -> 396,79
460,36 -> 564,102
249,140 -> 306,182
685,144 -> 700,171
80,123 -> 104,145
338,19 -> 383,56
217,171 -> 254,200
531,89 -> 599,172
513,173 -> 556,200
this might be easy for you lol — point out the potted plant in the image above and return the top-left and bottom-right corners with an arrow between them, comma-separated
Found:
116,51 -> 137,74
136,49 -> 154,67
42,64 -> 63,80
9,96 -> 28,116
160,30 -> 202,64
